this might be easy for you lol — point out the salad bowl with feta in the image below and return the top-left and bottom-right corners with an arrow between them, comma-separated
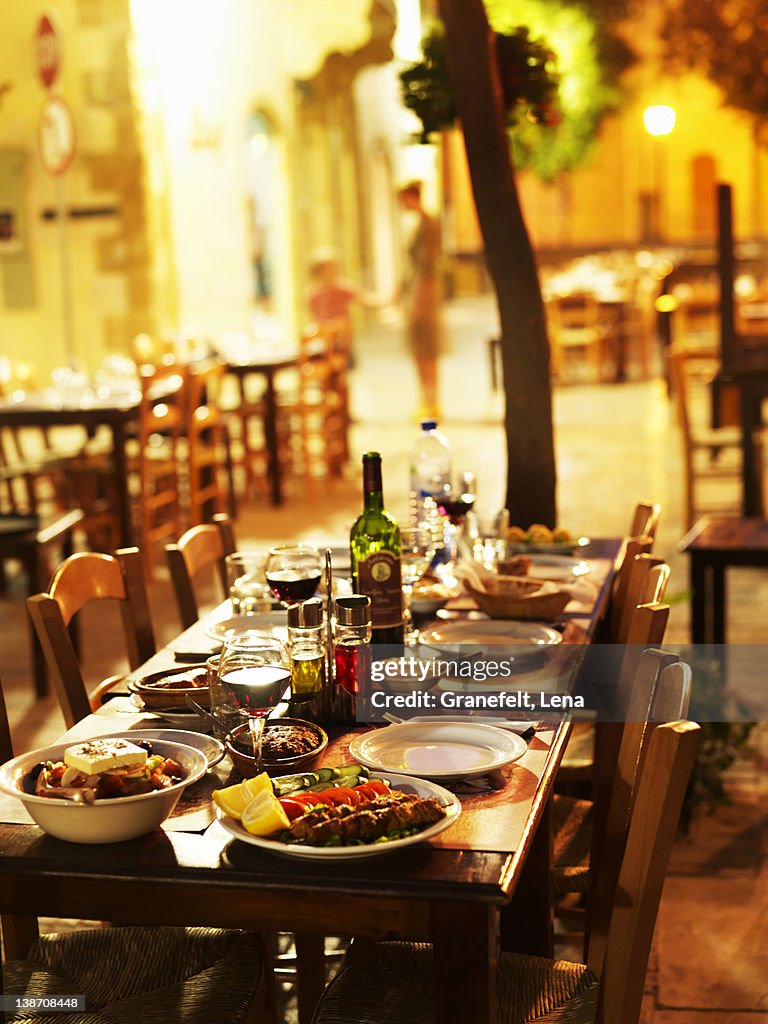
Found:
0,734 -> 207,843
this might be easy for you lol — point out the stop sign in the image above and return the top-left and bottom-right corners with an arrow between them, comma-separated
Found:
34,14 -> 61,89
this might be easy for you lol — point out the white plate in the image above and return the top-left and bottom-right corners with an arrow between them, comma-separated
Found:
349,722 -> 527,779
404,716 -> 538,734
506,536 -> 589,555
129,693 -> 211,730
216,771 -> 460,860
104,729 -> 225,769
419,619 -> 562,650
205,607 -> 287,642
527,555 -> 591,581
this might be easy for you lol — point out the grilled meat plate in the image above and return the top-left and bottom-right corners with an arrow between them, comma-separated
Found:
288,792 -> 446,846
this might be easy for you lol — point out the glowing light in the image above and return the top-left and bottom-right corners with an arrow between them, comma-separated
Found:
655,294 -> 678,313
643,105 -> 676,137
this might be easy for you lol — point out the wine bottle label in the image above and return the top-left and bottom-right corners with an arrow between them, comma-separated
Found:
356,551 -> 402,627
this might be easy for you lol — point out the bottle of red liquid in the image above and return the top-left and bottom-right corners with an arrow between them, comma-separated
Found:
333,596 -> 372,718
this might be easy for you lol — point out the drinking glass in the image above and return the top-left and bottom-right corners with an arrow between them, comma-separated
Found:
216,634 -> 290,770
436,471 -> 477,561
225,552 -> 272,615
265,544 -> 322,606
399,525 -> 436,644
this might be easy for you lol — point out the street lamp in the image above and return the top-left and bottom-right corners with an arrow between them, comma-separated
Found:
642,105 -> 676,241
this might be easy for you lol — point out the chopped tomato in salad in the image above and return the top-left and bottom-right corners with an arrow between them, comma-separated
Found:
277,779 -> 391,816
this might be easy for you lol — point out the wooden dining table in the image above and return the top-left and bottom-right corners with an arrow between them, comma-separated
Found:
0,539 -> 621,1024
0,389 -> 141,547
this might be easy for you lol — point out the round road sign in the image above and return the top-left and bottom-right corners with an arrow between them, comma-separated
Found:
39,95 -> 76,175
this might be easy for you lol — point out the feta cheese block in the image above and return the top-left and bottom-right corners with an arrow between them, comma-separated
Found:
63,739 -> 147,775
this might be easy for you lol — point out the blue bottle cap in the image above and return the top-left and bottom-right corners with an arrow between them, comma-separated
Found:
421,419 -> 437,430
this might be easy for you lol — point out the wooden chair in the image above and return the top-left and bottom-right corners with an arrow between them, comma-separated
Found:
165,514 -> 237,629
26,548 -> 156,727
133,361 -> 188,575
547,292 -> 611,383
311,719 -> 700,1024
278,324 -> 349,494
185,359 -> 237,527
628,500 -> 661,541
668,348 -> 744,529
0,438 -> 84,698
0,674 -> 275,1024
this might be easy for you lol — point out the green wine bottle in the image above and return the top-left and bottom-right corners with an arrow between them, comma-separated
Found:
350,452 -> 404,647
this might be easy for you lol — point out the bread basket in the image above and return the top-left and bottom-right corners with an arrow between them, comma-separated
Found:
465,582 -> 570,621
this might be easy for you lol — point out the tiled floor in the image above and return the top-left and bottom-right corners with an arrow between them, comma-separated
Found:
2,294 -> 766,1020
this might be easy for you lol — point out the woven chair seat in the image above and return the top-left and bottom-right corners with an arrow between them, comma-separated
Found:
4,926 -> 264,1024
552,794 -> 593,896
313,942 -> 599,1024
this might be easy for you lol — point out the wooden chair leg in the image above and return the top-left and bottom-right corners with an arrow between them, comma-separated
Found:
21,545 -> 48,698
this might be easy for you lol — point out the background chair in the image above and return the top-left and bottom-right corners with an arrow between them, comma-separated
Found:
668,348 -> 745,529
132,361 -> 188,575
27,548 -> 155,726
165,514 -> 237,629
185,360 -> 237,526
547,292 -> 612,383
0,673 -> 274,1024
311,719 -> 700,1024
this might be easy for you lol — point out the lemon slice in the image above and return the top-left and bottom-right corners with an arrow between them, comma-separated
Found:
243,772 -> 273,800
213,773 -> 274,819
241,793 -> 290,836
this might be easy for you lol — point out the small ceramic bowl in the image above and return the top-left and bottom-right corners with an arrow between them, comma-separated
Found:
225,718 -> 328,778
129,665 -> 211,711
0,735 -> 208,844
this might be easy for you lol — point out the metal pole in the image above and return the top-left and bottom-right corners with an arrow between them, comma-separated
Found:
55,173 -> 76,367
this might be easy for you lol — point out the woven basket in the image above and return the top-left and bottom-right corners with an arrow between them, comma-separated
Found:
466,583 -> 570,621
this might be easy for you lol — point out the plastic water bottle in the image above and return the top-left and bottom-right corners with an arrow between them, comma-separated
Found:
409,420 -> 452,565
409,420 -> 451,501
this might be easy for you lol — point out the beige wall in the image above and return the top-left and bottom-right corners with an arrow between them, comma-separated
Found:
0,0 -> 150,378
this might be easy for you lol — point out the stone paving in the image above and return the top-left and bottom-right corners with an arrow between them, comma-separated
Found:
2,293 -> 766,1019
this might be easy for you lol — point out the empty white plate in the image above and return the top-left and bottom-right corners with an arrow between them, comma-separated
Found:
349,722 -> 527,779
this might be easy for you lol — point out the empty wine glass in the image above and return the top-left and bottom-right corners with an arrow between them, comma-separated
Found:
399,524 -> 436,644
265,544 -> 322,606
216,634 -> 290,771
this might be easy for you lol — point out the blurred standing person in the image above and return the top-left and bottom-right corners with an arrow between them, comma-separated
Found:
398,180 -> 444,419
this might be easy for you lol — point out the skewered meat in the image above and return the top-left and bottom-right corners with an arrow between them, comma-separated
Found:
288,792 -> 446,846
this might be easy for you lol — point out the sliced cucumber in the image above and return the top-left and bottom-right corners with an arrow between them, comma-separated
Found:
272,764 -> 369,796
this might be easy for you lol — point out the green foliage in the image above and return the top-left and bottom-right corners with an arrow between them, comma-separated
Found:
399,0 -> 636,181
662,0 -> 768,139
400,25 -> 558,145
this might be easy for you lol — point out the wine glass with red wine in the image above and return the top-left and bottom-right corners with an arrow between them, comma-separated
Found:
216,634 -> 290,770
265,544 -> 322,606
436,471 -> 477,560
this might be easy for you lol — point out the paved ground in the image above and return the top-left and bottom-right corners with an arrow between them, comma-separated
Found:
2,294 -> 766,1020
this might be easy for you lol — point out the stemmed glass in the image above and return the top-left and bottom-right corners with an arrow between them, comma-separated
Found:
265,544 -> 322,606
399,525 -> 436,644
215,634 -> 290,770
436,471 -> 477,562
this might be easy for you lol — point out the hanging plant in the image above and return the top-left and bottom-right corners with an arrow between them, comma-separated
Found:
400,25 -> 559,145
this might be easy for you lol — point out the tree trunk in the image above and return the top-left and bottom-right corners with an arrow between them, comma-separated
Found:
439,0 -> 557,527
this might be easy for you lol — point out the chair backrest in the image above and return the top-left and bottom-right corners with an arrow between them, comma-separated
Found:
185,359 -> 232,526
610,548 -> 664,643
588,652 -> 694,977
26,548 -> 156,727
165,514 -> 237,629
593,720 -> 700,1024
628,501 -> 661,541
